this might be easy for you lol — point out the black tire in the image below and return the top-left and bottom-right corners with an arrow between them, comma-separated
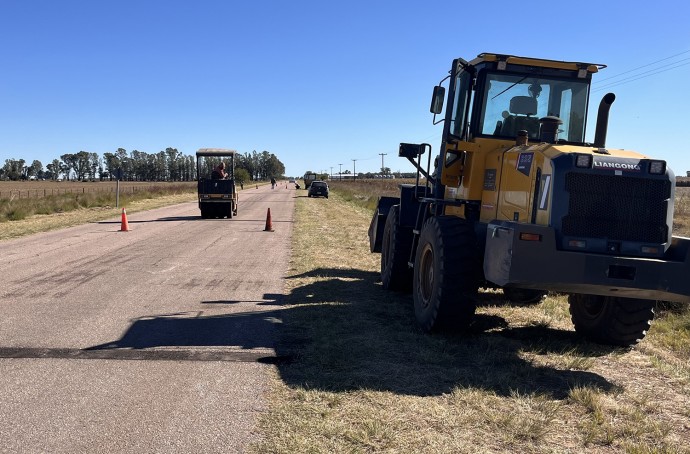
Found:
413,216 -> 480,332
568,294 -> 655,347
503,287 -> 546,305
380,205 -> 413,292
200,206 -> 210,219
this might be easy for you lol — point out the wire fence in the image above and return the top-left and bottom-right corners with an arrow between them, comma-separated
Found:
0,184 -> 183,200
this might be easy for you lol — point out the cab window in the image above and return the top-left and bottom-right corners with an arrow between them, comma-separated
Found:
476,72 -> 589,143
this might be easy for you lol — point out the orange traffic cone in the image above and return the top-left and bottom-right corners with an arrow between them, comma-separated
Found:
264,208 -> 274,232
120,208 -> 130,232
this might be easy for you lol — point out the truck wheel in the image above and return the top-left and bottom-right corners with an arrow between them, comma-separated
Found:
381,205 -> 413,292
413,216 -> 480,332
200,206 -> 209,219
503,288 -> 546,305
568,294 -> 655,347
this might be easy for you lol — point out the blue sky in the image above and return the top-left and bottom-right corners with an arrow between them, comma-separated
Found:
1,0 -> 689,177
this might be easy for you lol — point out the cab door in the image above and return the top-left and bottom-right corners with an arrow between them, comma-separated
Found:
497,148 -> 539,223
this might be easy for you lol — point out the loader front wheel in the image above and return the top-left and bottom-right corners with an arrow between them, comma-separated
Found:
381,205 -> 413,292
413,216 -> 480,332
568,294 -> 655,347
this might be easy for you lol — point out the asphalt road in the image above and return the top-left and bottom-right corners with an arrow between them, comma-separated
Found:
0,183 -> 296,453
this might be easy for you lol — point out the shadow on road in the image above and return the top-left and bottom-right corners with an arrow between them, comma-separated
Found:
97,216 -> 201,224
98,216 -> 295,224
76,267 -> 619,399
85,310 -> 280,351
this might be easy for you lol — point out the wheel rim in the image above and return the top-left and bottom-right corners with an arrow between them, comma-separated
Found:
579,295 -> 606,321
419,244 -> 434,308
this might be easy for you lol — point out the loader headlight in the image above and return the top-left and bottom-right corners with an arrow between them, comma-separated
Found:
649,160 -> 666,175
575,154 -> 592,168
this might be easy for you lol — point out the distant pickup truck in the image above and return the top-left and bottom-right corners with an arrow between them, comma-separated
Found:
196,148 -> 238,219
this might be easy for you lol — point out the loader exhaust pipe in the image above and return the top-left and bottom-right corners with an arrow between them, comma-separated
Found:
594,93 -> 616,148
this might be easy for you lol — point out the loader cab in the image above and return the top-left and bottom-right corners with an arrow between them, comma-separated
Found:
442,54 -> 603,146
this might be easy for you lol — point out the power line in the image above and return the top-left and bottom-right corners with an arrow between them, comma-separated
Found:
591,50 -> 690,92
592,59 -> 690,93
595,49 -> 690,83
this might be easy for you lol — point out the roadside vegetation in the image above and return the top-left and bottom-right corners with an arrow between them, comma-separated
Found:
253,182 -> 690,453
0,182 -> 200,241
674,187 -> 690,235
0,182 -> 196,223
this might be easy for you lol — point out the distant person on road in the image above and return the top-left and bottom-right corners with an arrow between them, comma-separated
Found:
212,162 -> 227,180
271,177 -> 276,189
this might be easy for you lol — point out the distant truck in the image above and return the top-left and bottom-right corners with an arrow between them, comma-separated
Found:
196,148 -> 238,219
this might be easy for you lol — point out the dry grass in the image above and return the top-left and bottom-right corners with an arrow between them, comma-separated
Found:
0,180 -> 194,198
252,184 -> 690,453
0,192 -> 196,241
0,181 -> 196,222
0,183 -> 263,241
675,187 -> 690,236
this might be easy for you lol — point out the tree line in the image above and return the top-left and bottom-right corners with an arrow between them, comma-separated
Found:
1,148 -> 285,184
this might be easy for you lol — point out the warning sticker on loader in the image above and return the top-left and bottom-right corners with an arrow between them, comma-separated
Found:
484,169 -> 496,191
516,152 -> 533,176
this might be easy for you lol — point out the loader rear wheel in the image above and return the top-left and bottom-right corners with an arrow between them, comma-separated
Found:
413,216 -> 480,332
568,294 -> 655,347
381,205 -> 413,292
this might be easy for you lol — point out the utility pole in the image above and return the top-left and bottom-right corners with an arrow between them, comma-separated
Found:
352,159 -> 358,181
338,163 -> 343,180
379,152 -> 387,175
330,166 -> 333,179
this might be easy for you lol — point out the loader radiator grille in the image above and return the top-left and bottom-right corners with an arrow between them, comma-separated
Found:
562,172 -> 671,243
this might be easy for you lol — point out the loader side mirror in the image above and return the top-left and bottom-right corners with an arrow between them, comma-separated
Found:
430,86 -> 445,114
399,143 -> 426,158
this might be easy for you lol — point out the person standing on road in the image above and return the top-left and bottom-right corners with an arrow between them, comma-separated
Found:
270,177 -> 276,189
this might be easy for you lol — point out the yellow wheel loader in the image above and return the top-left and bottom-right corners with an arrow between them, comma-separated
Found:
368,53 -> 690,346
